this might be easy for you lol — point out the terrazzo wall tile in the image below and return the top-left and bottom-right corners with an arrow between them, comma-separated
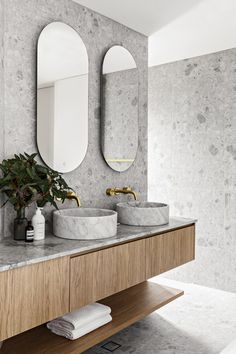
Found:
0,0 -> 148,237
0,0 -> 4,239
148,48 -> 236,292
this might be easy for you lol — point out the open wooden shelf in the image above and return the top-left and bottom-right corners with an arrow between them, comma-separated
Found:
2,281 -> 183,354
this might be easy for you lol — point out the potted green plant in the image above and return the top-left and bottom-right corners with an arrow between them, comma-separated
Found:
0,153 -> 72,240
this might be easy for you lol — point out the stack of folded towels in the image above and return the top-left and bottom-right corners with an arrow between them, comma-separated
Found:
47,303 -> 112,340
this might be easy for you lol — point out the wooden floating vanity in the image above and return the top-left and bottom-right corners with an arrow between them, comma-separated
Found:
0,220 -> 195,353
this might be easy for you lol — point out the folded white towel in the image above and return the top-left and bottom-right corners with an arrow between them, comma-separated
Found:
49,303 -> 111,331
47,314 -> 112,340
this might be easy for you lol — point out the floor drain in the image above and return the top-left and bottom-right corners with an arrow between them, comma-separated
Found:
101,341 -> 121,352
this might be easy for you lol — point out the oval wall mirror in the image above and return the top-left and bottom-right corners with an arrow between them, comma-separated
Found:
37,22 -> 88,173
101,45 -> 139,172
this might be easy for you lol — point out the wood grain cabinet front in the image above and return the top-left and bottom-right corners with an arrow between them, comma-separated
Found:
0,225 -> 195,344
0,257 -> 69,341
70,239 -> 146,311
146,225 -> 195,279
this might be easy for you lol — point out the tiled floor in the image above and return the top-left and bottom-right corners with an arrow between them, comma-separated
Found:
85,277 -> 236,354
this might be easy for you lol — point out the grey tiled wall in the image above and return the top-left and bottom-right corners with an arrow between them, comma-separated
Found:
0,0 -> 4,237
0,0 -> 148,237
148,48 -> 236,292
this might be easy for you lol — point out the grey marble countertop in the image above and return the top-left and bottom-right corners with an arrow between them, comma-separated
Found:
0,217 -> 196,273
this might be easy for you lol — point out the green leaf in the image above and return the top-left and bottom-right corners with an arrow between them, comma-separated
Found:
0,152 -> 72,210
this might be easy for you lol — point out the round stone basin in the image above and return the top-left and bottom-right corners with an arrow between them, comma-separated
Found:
116,202 -> 169,226
53,208 -> 117,240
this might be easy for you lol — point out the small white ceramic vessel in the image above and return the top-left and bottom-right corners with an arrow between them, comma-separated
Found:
117,201 -> 169,226
53,208 -> 117,240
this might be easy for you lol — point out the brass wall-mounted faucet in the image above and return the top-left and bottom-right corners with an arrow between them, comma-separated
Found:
106,187 -> 137,201
66,191 -> 81,207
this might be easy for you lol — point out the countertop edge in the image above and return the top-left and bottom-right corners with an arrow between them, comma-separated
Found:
0,217 -> 197,273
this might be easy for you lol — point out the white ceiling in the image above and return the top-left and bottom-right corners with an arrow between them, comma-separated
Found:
149,0 -> 236,66
73,0 -> 236,66
73,0 -> 203,36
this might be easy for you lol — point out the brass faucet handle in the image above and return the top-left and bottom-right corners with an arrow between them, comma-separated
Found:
106,187 -> 137,200
106,188 -> 115,196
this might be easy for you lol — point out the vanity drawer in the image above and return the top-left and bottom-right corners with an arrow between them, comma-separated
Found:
70,239 -> 146,311
0,257 -> 69,341
146,225 -> 195,278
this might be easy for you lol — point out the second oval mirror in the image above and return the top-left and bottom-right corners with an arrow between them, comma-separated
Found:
101,45 -> 139,172
37,22 -> 88,173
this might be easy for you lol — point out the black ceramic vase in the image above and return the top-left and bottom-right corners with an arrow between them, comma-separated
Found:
14,208 -> 27,241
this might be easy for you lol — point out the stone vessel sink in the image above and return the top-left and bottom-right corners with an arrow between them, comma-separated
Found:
53,208 -> 117,240
117,202 -> 169,226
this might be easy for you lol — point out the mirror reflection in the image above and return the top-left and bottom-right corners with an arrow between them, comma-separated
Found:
101,45 -> 139,172
37,22 -> 88,173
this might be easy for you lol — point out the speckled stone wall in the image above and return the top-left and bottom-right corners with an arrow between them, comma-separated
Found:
148,48 -> 236,292
0,0 -> 4,237
0,0 -> 148,238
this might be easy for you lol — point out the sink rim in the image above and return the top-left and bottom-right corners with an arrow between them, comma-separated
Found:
54,208 -> 117,220
116,201 -> 169,227
53,208 -> 118,240
117,201 -> 168,209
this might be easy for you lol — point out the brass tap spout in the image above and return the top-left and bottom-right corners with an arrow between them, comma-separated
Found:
66,191 -> 81,207
106,187 -> 137,201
